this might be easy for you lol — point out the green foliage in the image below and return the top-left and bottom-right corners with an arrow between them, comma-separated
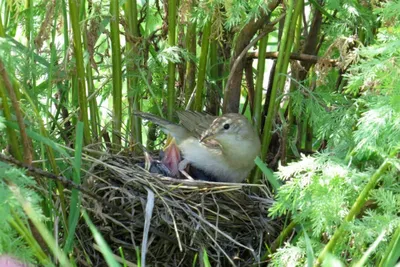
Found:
270,152 -> 400,264
289,83 -> 357,156
1,0 -> 400,265
0,161 -> 43,264
323,0 -> 377,43
269,2 -> 400,265
270,241 -> 306,266
377,0 -> 400,22
353,98 -> 400,161
192,0 -> 269,29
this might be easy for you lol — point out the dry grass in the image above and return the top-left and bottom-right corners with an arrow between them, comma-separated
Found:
76,154 -> 278,266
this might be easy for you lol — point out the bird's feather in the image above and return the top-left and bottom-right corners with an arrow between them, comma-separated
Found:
176,110 -> 215,138
133,111 -> 190,141
134,111 -> 261,182
133,111 -> 172,127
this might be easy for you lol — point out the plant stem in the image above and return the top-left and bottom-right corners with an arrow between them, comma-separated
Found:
82,3 -> 99,142
194,19 -> 212,112
379,224 -> 400,267
315,159 -> 392,266
0,17 -> 22,161
9,214 -> 49,265
125,0 -> 142,148
167,0 -> 177,120
252,0 -> 299,184
68,0 -> 91,145
110,0 -> 122,147
283,10 -> 303,164
185,5 -> 197,105
254,35 -> 268,130
262,219 -> 296,260
208,38 -> 219,115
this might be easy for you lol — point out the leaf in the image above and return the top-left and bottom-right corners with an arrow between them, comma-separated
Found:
64,121 -> 84,254
202,248 -> 211,267
83,211 -> 121,267
302,225 -> 315,267
254,156 -> 281,190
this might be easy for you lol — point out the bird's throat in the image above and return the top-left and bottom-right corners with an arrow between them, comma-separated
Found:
219,137 -> 260,168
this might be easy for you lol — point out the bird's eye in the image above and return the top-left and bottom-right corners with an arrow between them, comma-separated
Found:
223,123 -> 230,130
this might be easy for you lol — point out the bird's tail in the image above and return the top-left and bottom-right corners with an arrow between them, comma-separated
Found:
133,111 -> 174,128
133,111 -> 188,141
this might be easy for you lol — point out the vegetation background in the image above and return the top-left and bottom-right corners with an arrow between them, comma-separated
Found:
0,0 -> 399,266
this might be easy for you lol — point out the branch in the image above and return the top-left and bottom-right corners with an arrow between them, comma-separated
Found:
223,0 -> 281,113
246,51 -> 337,65
0,153 -> 124,215
224,14 -> 285,111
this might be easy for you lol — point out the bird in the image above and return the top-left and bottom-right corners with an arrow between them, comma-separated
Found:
134,110 -> 261,183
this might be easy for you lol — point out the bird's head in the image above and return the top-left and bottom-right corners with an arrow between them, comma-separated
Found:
200,114 -> 260,154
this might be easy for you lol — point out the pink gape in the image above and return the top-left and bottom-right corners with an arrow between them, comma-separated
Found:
0,255 -> 29,267
161,138 -> 181,177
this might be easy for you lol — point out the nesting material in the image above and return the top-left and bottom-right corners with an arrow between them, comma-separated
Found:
78,154 -> 277,266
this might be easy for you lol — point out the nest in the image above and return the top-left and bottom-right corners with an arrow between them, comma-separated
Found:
76,154 -> 278,266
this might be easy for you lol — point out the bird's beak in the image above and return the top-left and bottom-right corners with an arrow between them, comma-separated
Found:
200,132 -> 215,143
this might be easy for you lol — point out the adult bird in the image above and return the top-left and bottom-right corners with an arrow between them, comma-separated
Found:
134,111 -> 261,183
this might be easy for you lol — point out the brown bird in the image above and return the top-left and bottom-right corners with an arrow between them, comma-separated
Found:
134,111 -> 261,183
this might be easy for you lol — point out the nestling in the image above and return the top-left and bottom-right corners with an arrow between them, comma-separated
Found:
134,111 -> 261,183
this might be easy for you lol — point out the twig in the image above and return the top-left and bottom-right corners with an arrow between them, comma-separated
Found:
224,14 -> 286,99
0,153 -> 126,216
247,51 -> 337,65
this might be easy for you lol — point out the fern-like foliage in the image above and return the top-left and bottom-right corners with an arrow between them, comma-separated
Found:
269,2 -> 400,265
270,152 -> 399,264
0,160 -> 44,264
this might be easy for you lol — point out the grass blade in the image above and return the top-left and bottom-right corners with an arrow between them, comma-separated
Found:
83,211 -> 121,267
254,156 -> 281,190
302,225 -> 315,267
64,121 -> 84,253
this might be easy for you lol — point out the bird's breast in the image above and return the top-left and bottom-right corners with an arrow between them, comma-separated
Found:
178,137 -> 255,183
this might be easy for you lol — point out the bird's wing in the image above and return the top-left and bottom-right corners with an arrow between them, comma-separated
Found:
133,111 -> 190,142
177,110 -> 216,139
